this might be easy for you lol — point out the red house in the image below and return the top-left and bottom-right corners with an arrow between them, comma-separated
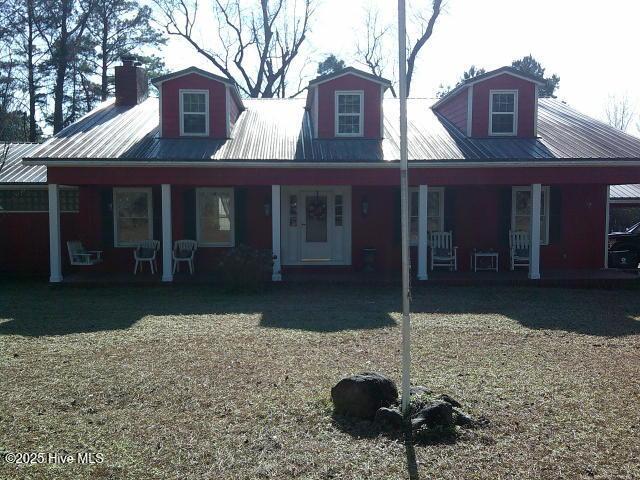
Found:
6,59 -> 640,283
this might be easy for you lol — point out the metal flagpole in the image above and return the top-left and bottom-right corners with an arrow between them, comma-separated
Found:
397,0 -> 412,417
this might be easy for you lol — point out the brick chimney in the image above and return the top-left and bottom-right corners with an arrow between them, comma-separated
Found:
114,56 -> 148,106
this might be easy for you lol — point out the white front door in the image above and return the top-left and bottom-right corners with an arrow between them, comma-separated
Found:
281,186 -> 351,266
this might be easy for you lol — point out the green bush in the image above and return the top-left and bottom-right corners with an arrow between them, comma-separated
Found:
218,245 -> 274,292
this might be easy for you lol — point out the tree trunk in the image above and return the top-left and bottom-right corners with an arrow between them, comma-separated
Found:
100,18 -> 108,101
27,0 -> 37,141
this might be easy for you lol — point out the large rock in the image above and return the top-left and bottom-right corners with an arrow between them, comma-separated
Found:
411,400 -> 454,430
374,407 -> 403,431
331,372 -> 398,419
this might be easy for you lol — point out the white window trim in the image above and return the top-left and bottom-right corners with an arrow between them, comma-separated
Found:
196,187 -> 235,247
489,89 -> 518,136
0,186 -> 79,213
113,187 -> 153,247
511,186 -> 550,246
179,89 -> 209,137
335,90 -> 364,137
409,186 -> 445,246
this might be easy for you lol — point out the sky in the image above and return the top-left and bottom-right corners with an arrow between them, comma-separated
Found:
160,0 -> 640,133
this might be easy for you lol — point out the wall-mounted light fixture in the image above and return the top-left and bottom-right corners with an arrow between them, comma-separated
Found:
361,196 -> 369,217
264,198 -> 272,216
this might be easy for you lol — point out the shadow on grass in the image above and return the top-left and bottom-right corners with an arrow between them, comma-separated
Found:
1,281 -> 640,337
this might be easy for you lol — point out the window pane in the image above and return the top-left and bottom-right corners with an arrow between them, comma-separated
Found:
0,189 -> 48,211
60,190 -> 79,212
183,113 -> 206,134
117,191 -> 149,218
427,217 -> 440,233
338,94 -> 361,114
118,218 -> 150,244
427,191 -> 440,217
305,194 -> 327,242
492,93 -> 515,113
198,190 -> 232,244
410,191 -> 419,217
338,115 -> 360,134
183,93 -> 206,113
515,191 -> 531,215
491,113 -> 515,133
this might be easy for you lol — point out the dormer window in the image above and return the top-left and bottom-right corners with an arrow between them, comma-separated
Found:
335,91 -> 364,137
180,89 -> 209,136
489,90 -> 518,136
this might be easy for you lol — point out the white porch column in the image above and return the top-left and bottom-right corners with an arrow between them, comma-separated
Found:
529,183 -> 542,280
48,184 -> 63,283
161,184 -> 173,282
271,185 -> 282,281
417,184 -> 429,280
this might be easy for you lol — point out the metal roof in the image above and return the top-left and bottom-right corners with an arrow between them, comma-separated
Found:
610,184 -> 640,200
25,97 -> 640,163
0,143 -> 46,184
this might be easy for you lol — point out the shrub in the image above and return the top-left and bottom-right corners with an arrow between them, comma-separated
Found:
218,245 -> 274,292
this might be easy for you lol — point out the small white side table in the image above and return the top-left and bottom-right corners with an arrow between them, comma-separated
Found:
470,250 -> 499,272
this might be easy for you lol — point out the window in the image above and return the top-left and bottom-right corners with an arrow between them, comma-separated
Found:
0,188 -> 79,213
196,188 -> 234,246
335,91 -> 364,136
512,186 -> 550,245
180,89 -> 209,136
335,194 -> 343,226
113,188 -> 153,247
409,187 -> 445,245
489,90 -> 518,136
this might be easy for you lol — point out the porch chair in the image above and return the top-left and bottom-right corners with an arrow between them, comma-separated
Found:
509,230 -> 530,270
429,231 -> 458,271
172,239 -> 197,275
134,239 -> 160,274
67,241 -> 103,266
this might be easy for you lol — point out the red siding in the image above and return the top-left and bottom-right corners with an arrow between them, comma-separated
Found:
160,73 -> 228,138
435,89 -> 468,133
49,166 -> 640,188
228,90 -> 241,131
0,211 -> 79,275
315,74 -> 382,139
471,74 -> 537,138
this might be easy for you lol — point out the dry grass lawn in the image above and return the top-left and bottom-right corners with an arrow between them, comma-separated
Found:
1,281 -> 639,479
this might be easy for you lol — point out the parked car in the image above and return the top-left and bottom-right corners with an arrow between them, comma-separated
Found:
608,222 -> 640,268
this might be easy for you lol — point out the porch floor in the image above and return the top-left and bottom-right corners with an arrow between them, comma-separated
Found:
58,268 -> 640,288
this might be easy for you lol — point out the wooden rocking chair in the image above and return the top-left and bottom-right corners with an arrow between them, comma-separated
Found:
510,231 -> 530,270
429,231 -> 458,271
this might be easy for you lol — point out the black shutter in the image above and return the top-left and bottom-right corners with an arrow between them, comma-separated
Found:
393,187 -> 401,245
443,187 -> 455,233
549,186 -> 562,244
100,188 -> 114,247
152,187 -> 162,241
234,187 -> 248,246
499,187 -> 512,247
183,188 -> 197,241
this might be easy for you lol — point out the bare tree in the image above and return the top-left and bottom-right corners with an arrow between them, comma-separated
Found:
406,0 -> 443,96
153,0 -> 316,98
605,94 -> 635,132
355,0 -> 443,97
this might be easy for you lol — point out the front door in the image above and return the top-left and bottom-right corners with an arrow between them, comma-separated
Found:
301,191 -> 331,261
281,186 -> 351,266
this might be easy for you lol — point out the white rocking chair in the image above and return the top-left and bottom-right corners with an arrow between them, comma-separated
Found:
134,240 -> 160,274
67,241 -> 103,266
430,231 -> 458,271
510,231 -> 530,270
172,239 -> 197,275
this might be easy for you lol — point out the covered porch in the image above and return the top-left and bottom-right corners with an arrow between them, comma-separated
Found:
45,173 -> 611,284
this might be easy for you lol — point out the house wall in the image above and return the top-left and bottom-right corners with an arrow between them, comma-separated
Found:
315,74 -> 383,139
435,89 -> 468,133
0,211 -> 79,275
160,73 -> 228,138
471,73 -> 537,138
